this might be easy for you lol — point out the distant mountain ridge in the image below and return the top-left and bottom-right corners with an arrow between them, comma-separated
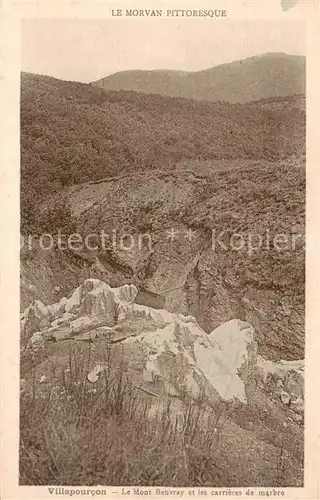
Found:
92,53 -> 305,103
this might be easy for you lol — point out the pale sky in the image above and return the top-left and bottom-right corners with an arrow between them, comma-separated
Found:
21,18 -> 305,83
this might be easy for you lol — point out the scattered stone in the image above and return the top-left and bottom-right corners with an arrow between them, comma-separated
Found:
256,356 -> 304,410
290,396 -> 304,413
87,364 -> 105,383
280,390 -> 290,405
285,370 -> 304,399
288,410 -> 303,423
256,356 -> 304,383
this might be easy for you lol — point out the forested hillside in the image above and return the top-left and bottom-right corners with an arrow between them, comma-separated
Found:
21,72 -> 305,233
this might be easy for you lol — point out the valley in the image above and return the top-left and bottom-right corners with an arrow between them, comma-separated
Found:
20,55 -> 306,486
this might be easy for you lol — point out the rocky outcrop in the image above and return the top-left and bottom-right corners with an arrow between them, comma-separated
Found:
185,249 -> 304,362
21,279 -> 303,413
129,317 -> 256,404
21,153 -> 305,362
255,355 -> 304,422
23,280 -> 256,403
22,279 -> 138,345
20,278 -> 305,488
21,299 -> 51,343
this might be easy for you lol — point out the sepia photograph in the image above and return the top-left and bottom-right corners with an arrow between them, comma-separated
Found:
18,16 -> 306,489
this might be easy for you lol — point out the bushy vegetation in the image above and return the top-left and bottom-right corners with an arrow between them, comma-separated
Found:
20,346 -> 232,486
20,72 -> 305,234
20,345 -> 298,486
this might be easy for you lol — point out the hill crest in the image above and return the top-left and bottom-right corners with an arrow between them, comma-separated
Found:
92,53 -> 305,103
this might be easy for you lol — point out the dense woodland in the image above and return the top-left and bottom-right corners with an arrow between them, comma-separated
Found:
21,72 -> 305,234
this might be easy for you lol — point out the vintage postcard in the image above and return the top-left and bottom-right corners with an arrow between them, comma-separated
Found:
1,0 -> 319,499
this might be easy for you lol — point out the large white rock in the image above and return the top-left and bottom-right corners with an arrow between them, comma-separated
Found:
47,297 -> 68,320
21,300 -> 51,340
113,284 -> 138,304
119,303 -> 176,324
209,319 -> 258,379
26,279 -> 138,344
195,319 -> 257,403
64,279 -> 135,319
24,280 -> 263,407
128,315 -> 257,404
